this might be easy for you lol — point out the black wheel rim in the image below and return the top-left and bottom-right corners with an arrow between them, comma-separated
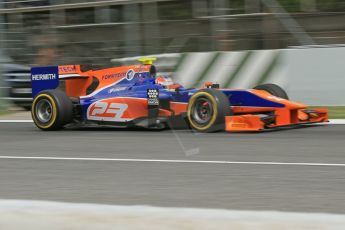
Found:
191,97 -> 213,125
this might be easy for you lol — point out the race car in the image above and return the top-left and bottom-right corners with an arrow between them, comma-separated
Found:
30,57 -> 328,132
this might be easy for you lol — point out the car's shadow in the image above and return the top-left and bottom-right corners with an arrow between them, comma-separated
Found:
62,123 -> 326,134
66,125 -> 165,132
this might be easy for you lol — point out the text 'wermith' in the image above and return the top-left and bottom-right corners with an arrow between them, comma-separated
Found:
32,74 -> 57,81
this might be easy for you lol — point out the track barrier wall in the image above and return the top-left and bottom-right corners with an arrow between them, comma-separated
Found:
112,47 -> 345,106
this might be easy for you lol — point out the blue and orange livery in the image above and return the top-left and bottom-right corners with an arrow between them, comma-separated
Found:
30,58 -> 328,132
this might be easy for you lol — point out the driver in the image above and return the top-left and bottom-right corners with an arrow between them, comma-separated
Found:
155,75 -> 182,90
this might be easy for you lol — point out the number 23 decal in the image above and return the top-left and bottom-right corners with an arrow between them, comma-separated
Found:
87,101 -> 128,122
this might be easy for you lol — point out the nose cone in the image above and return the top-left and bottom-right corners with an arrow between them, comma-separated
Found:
256,90 -> 307,110
267,96 -> 307,110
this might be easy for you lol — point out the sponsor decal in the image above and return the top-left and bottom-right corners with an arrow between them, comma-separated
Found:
102,72 -> 126,80
59,65 -> 76,73
31,66 -> 59,97
267,96 -> 285,101
31,73 -> 57,81
126,69 -> 135,81
108,87 -> 128,93
147,89 -> 159,106
87,100 -> 128,122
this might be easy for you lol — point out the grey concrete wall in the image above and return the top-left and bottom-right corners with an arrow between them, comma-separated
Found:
113,47 -> 345,106
287,47 -> 345,106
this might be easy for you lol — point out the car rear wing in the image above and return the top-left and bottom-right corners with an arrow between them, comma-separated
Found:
31,65 -> 91,98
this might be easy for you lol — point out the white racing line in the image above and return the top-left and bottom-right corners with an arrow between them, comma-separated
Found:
0,119 -> 344,168
0,156 -> 345,167
0,120 -> 33,122
0,200 -> 345,230
1,119 -> 345,124
327,119 -> 345,125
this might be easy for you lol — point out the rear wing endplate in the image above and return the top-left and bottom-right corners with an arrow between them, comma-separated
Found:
31,65 -> 89,97
31,66 -> 59,98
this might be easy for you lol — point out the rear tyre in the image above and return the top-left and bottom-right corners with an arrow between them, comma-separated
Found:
31,90 -> 73,130
187,89 -> 231,132
254,83 -> 289,100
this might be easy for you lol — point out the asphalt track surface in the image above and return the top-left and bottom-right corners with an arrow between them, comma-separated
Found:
0,123 -> 345,213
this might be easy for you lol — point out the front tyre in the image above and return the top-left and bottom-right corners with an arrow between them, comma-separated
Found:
187,89 -> 231,132
253,83 -> 289,100
31,90 -> 73,130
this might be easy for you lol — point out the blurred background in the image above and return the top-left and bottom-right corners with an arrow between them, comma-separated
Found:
0,0 -> 345,112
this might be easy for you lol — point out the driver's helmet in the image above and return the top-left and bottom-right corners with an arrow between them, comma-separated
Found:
155,75 -> 174,87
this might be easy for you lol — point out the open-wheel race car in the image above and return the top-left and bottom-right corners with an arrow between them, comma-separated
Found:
30,58 -> 328,132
